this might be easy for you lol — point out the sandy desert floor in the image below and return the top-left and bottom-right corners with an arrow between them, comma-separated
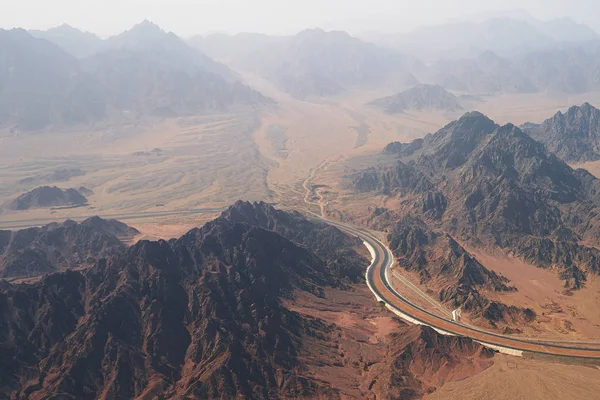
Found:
425,353 -> 600,400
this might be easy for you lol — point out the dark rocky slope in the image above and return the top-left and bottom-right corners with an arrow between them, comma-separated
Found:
0,217 -> 138,278
350,111 -> 600,291
219,200 -> 369,284
523,102 -> 600,163
8,186 -> 87,210
369,84 -> 462,114
0,219 -> 337,399
374,325 -> 494,399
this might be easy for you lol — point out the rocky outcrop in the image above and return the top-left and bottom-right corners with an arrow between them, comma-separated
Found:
0,217 -> 138,278
8,186 -> 87,210
523,102 -> 600,163
369,84 -> 462,113
219,200 -> 369,284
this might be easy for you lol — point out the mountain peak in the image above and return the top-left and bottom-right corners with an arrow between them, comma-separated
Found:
137,19 -> 162,30
456,110 -> 493,123
575,101 -> 598,114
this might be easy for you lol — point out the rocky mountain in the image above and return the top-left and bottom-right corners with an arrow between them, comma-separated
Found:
523,103 -> 600,162
0,207 -> 494,399
29,24 -> 104,58
0,217 -> 138,278
104,20 -> 236,81
219,200 -> 369,283
8,186 -> 87,210
0,24 -> 270,130
349,111 -> 600,291
236,28 -> 420,99
427,45 -> 600,95
369,84 -> 462,113
512,47 -> 600,94
81,48 -> 270,118
0,28 -> 106,130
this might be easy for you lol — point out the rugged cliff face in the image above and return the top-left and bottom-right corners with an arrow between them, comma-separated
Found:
0,217 -> 139,278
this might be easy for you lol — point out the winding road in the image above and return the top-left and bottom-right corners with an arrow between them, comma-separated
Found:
320,216 -> 600,360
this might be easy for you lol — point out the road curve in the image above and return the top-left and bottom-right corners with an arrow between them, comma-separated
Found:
320,216 -> 600,359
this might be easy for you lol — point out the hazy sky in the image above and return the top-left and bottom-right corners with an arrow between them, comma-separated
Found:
2,0 -> 600,37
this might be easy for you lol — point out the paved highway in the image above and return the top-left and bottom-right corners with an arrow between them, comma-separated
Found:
320,216 -> 600,359
0,208 -> 225,230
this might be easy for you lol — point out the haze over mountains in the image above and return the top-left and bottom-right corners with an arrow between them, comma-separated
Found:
364,14 -> 599,62
0,21 -> 269,130
369,84 -> 463,113
238,28 -> 420,98
190,18 -> 600,96
3,15 -> 600,132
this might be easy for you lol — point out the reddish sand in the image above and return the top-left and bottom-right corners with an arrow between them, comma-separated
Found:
130,214 -> 219,242
469,248 -> 600,341
426,354 -> 600,400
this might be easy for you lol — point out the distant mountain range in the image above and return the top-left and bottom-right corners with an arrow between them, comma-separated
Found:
426,46 -> 600,94
190,23 -> 600,97
364,16 -> 599,62
7,19 -> 600,129
0,21 -> 270,130
193,28 -> 422,99
369,84 -> 463,113
30,24 -> 104,58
